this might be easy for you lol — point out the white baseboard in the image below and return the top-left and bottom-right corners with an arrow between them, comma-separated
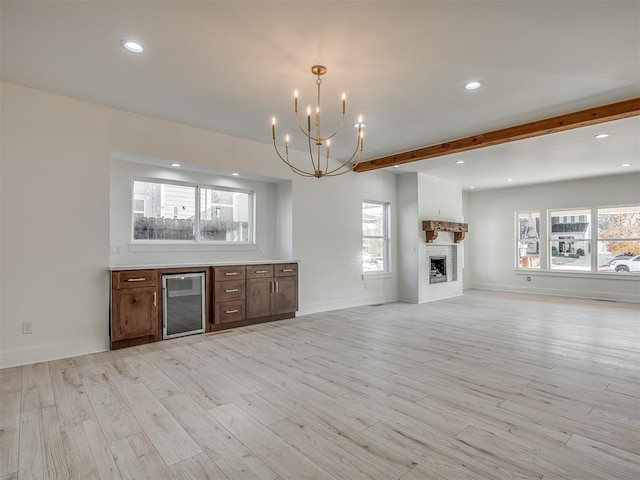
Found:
471,282 -> 640,303
0,337 -> 109,368
298,293 -> 399,317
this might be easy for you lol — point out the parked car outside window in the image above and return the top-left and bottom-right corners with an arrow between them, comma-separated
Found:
610,255 -> 640,272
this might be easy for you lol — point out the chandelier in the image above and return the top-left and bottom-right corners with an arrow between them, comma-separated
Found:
271,65 -> 364,178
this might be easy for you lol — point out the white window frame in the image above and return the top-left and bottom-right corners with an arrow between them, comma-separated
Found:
514,203 -> 639,277
131,178 -> 255,244
548,207 -> 592,272
362,200 -> 391,275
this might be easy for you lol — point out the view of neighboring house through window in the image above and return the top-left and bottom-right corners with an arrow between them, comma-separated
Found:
362,201 -> 389,273
132,180 -> 253,242
597,206 -> 640,272
549,209 -> 591,271
517,212 -> 540,269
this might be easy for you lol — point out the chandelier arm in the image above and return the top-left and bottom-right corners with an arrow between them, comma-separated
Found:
321,113 -> 346,141
295,115 -> 318,142
273,139 -> 317,177
323,141 -> 363,175
308,132 -> 319,174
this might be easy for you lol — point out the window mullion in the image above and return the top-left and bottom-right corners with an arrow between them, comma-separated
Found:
194,186 -> 201,243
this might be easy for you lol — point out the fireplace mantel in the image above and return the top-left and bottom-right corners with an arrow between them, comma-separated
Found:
422,220 -> 468,243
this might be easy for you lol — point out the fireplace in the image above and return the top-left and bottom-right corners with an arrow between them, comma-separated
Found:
429,256 -> 447,283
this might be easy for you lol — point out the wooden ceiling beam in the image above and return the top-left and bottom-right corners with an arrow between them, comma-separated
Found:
353,97 -> 640,173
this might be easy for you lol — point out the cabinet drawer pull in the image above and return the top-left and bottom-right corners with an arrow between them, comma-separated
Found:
225,288 -> 239,293
275,281 -> 279,293
127,277 -> 146,282
282,268 -> 294,272
225,309 -> 239,314
153,291 -> 157,307
224,272 -> 239,276
255,270 -> 269,274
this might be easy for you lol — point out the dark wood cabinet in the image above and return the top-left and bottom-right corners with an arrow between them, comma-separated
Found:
111,262 -> 297,348
213,265 -> 246,324
246,264 -> 298,319
110,270 -> 159,349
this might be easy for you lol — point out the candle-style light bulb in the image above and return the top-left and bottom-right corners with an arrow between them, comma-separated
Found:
294,89 -> 298,112
358,114 -> 363,124
326,139 -> 331,159
271,117 -> 276,140
285,134 -> 289,155
360,131 -> 364,151
307,105 -> 311,131
342,93 -> 346,114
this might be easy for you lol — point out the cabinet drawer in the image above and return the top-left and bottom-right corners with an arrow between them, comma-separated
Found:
275,263 -> 298,277
113,270 -> 157,289
215,300 -> 246,324
214,280 -> 245,302
214,265 -> 246,281
246,265 -> 274,279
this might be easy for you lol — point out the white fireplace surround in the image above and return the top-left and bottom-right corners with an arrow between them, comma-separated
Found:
425,245 -> 457,283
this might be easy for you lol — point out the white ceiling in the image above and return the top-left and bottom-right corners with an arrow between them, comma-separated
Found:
2,0 -> 639,189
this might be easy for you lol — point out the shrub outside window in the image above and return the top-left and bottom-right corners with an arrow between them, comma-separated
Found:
362,201 -> 389,273
132,180 -> 253,243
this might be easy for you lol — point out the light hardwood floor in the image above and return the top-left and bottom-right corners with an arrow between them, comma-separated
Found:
1,290 -> 639,479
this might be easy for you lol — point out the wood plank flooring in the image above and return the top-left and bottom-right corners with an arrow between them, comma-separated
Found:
1,290 -> 639,479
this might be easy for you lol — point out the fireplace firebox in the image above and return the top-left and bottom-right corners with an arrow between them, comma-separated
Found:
429,256 -> 447,283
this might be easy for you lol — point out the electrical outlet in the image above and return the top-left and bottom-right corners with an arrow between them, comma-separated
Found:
22,321 -> 33,334
111,245 -> 120,254
526,276 -> 532,282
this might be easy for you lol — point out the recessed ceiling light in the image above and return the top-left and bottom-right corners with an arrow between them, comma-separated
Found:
121,40 -> 144,53
231,172 -> 240,176
619,163 -> 632,167
594,133 -> 610,139
393,165 -> 400,168
455,160 -> 465,164
507,178 -> 514,182
170,163 -> 181,168
465,80 -> 482,90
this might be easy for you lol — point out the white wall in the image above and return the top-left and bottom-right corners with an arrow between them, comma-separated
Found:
110,159 -> 280,266
0,82 -> 398,367
397,174 -> 419,303
396,173 -> 465,303
417,174 -> 464,303
465,174 -> 640,302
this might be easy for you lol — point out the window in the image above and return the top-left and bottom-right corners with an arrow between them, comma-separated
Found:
132,180 -> 253,243
549,209 -> 591,271
362,201 -> 389,273
516,212 -> 540,269
515,204 -> 640,275
597,206 -> 640,272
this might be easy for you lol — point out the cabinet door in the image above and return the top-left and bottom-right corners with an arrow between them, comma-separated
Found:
112,287 -> 159,341
274,276 -> 298,314
246,278 -> 273,318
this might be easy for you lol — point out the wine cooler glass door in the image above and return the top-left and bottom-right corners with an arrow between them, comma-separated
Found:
162,273 -> 205,339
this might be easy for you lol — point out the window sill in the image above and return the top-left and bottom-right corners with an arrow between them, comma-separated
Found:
514,269 -> 639,281
129,242 -> 258,253
362,272 -> 393,280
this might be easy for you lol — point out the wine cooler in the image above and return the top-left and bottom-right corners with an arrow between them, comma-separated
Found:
162,272 -> 205,339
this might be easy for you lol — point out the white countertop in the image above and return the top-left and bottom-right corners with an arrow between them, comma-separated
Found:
108,260 -> 298,271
